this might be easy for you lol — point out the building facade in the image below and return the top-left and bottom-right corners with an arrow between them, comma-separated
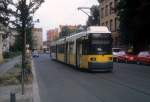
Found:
59,25 -> 78,37
99,0 -> 120,47
47,28 -> 59,47
32,28 -> 43,51
47,28 -> 59,42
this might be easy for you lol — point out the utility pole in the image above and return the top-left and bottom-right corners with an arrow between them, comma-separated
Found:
77,7 -> 91,17
78,7 -> 95,21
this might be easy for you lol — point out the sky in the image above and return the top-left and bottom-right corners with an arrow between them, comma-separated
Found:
34,0 -> 99,41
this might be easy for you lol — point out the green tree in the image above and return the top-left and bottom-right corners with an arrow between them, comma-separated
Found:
87,5 -> 100,26
7,0 -> 44,94
59,25 -> 87,38
117,0 -> 150,53
59,26 -> 77,38
1,0 -> 43,51
0,0 -> 12,26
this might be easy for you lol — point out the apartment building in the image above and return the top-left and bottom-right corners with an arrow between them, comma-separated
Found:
99,0 -> 120,47
47,28 -> 59,42
59,25 -> 79,37
32,28 -> 43,51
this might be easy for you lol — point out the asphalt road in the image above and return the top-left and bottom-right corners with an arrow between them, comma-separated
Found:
33,54 -> 150,102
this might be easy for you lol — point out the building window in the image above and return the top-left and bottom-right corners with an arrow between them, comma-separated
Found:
105,5 -> 108,16
101,8 -> 104,18
106,21 -> 108,27
115,17 -> 119,31
109,2 -> 113,15
115,18 -> 117,31
110,19 -> 113,31
114,0 -> 118,13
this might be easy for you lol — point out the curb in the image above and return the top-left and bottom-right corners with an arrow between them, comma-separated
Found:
32,60 -> 41,102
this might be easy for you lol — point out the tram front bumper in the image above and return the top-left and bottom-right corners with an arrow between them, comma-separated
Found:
88,62 -> 113,71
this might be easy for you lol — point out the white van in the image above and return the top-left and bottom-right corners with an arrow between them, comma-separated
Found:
112,48 -> 122,60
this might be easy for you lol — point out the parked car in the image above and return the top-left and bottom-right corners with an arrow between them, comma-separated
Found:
45,50 -> 50,54
117,52 -> 136,63
112,48 -> 122,61
116,51 -> 126,62
32,50 -> 39,57
136,51 -> 150,65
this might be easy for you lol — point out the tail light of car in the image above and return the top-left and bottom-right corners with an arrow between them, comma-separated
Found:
129,57 -> 134,60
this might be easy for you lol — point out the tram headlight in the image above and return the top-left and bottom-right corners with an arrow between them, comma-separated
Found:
90,57 -> 96,61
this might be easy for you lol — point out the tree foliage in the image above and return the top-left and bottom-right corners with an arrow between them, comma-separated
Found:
0,0 -> 12,26
59,26 -> 76,38
59,25 -> 86,38
87,5 -> 100,26
117,0 -> 150,53
2,0 -> 44,51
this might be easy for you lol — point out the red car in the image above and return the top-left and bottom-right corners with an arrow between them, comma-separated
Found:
116,51 -> 126,62
136,51 -> 150,65
117,52 -> 136,63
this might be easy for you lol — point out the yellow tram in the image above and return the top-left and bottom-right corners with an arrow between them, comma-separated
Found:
50,26 -> 113,71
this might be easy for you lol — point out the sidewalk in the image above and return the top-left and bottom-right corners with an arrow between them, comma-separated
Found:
32,60 -> 41,102
0,56 -> 21,77
0,56 -> 33,102
0,84 -> 32,102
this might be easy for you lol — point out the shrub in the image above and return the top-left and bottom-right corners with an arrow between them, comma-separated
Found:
3,52 -> 21,59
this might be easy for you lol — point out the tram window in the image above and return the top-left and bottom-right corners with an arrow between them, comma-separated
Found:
91,33 -> 111,38
87,34 -> 112,54
51,46 -> 56,52
82,39 -> 89,55
58,44 -> 65,53
92,39 -> 110,45
69,42 -> 74,54
89,44 -> 112,54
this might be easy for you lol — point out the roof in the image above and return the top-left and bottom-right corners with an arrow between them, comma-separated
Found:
50,26 -> 111,45
66,26 -> 111,41
66,31 -> 87,42
57,38 -> 65,45
87,26 -> 111,34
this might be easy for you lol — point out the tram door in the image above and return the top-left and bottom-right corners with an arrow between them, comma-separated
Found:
67,42 -> 71,64
64,43 -> 68,63
56,45 -> 57,60
76,39 -> 82,68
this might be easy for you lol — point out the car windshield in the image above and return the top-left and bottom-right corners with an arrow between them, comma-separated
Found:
118,51 -> 126,56
87,33 -> 112,55
112,48 -> 121,52
138,52 -> 149,56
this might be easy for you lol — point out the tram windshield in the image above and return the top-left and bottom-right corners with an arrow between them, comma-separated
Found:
88,33 -> 112,55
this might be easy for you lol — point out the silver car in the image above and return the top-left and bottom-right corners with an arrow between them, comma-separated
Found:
32,50 -> 39,57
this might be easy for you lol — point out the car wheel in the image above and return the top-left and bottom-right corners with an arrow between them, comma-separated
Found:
116,58 -> 119,62
137,61 -> 140,65
125,60 -> 128,63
